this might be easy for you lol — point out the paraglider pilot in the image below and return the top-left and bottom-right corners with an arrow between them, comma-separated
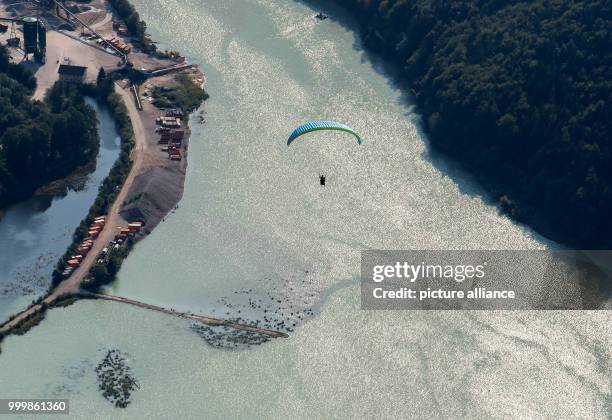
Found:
320,175 -> 326,186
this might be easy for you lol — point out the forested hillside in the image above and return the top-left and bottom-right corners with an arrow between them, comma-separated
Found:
332,0 -> 612,248
0,45 -> 99,208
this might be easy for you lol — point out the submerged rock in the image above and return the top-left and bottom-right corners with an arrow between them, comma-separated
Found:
191,323 -> 272,350
95,349 -> 139,408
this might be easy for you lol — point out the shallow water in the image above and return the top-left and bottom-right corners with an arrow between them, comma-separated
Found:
0,291 -> 609,419
111,0 -> 547,313
0,0 -> 609,418
0,99 -> 120,322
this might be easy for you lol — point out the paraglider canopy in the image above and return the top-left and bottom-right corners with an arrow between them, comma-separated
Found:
287,121 -> 361,146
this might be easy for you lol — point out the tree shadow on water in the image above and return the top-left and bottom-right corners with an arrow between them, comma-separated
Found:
293,0 -> 508,207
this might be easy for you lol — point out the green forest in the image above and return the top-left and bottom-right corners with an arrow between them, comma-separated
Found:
0,45 -> 98,208
332,0 -> 612,248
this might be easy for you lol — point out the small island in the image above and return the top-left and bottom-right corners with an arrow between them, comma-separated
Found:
95,349 -> 139,408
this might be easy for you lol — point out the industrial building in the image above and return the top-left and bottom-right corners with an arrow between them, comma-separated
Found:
58,64 -> 87,83
0,15 -> 46,62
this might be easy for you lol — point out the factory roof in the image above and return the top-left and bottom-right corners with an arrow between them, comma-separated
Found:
58,64 -> 87,76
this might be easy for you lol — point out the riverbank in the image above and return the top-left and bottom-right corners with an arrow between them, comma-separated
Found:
322,0 -> 612,249
0,97 -> 121,324
113,69 -> 206,237
1,2 -> 608,418
0,56 -> 101,213
0,0 -> 210,343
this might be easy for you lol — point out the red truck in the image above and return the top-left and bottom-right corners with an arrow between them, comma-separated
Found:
159,130 -> 184,144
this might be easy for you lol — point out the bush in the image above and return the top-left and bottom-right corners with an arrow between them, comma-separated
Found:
152,73 -> 208,113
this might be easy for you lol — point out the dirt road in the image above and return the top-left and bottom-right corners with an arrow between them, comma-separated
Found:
0,85 -> 146,335
53,85 -> 147,295
33,30 -> 120,100
84,293 -> 290,338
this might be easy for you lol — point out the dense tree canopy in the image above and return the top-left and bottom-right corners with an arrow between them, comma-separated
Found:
0,45 -> 98,208
333,0 -> 612,248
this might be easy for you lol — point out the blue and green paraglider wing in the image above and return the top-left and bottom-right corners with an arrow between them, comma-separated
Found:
287,121 -> 361,146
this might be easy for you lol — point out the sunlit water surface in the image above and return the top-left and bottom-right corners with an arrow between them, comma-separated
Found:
1,1 -> 609,418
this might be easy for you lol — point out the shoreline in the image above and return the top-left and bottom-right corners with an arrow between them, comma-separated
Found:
0,158 -> 98,216
321,0 -> 612,249
0,0 -> 286,346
